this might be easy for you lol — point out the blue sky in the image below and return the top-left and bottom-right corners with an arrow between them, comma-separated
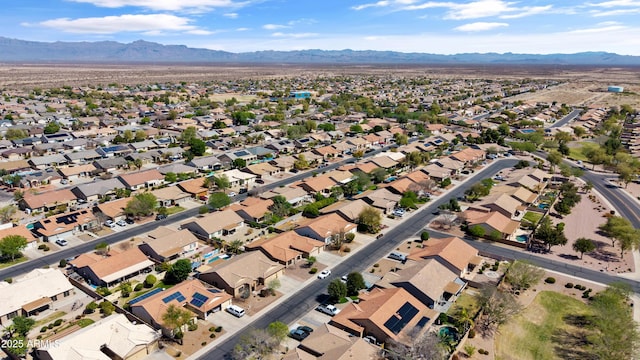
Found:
3,0 -> 640,54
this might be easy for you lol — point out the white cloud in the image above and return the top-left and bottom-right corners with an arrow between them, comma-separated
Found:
236,27 -> 250,31
37,14 -> 207,34
499,5 -> 553,19
567,24 -> 628,33
588,0 -> 640,8
68,0 -> 251,12
590,8 -> 640,15
352,1 -> 390,11
271,32 -> 318,38
454,22 -> 508,32
224,13 -> 239,18
263,23 -> 289,30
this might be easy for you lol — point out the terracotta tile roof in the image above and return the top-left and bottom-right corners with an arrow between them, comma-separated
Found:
73,248 -> 154,283
297,213 -> 356,239
463,209 -> 519,235
366,156 -> 397,169
299,175 -> 338,193
58,164 -> 97,177
151,186 -> 190,202
202,251 -> 284,288
0,224 -> 37,243
177,177 -> 208,195
141,228 -> 199,258
403,170 -> 430,184
96,197 -> 131,219
326,170 -> 353,184
288,324 -> 378,360
246,231 -> 325,263
313,145 -> 340,156
386,178 -> 416,193
181,210 -> 244,235
408,237 -> 478,273
235,198 -> 273,219
23,189 -> 77,209
118,169 -> 163,187
320,199 -> 369,222
36,210 -> 96,237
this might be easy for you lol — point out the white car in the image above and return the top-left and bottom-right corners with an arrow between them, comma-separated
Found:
317,269 -> 331,279
316,304 -> 340,316
341,275 -> 348,283
393,208 -> 406,217
104,220 -> 116,228
228,191 -> 237,197
55,239 -> 68,246
116,219 -> 127,227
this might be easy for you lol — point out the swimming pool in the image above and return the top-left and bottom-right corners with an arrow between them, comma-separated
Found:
538,203 -> 549,209
516,235 -> 528,243
520,129 -> 536,134
438,326 -> 459,340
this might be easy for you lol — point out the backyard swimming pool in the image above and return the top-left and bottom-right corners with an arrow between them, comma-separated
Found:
438,326 -> 459,340
516,235 -> 528,243
538,203 -> 549,209
520,129 -> 536,134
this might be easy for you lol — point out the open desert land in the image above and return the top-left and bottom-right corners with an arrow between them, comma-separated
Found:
0,63 -> 639,91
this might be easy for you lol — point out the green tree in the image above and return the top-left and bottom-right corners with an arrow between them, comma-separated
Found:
134,129 -> 147,142
504,260 -> 544,293
4,128 -> 28,140
232,158 -> 246,168
269,195 -> 292,217
266,321 -> 289,343
189,138 -> 206,156
44,121 -> 60,134
572,238 -> 596,259
162,303 -> 193,339
534,217 -> 568,251
164,172 -> 178,183
180,126 -> 197,144
328,278 -> 347,301
357,206 -> 382,233
370,167 -> 387,183
208,192 -> 231,210
99,301 -> 115,316
213,175 -> 230,193
124,192 -> 157,218
346,272 -> 366,296
164,259 -> 192,284
227,239 -> 244,254
294,154 -> 309,170
0,205 -> 17,223
599,216 -> 635,248
0,235 -> 27,261
144,274 -> 157,288
11,316 -> 35,337
546,150 -> 563,174
468,225 -> 485,238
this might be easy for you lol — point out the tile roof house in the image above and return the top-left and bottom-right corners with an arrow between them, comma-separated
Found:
354,188 -> 401,214
450,147 -> 486,164
220,169 -> 257,189
70,178 -> 126,203
260,186 -> 311,207
243,162 -> 281,178
150,186 -> 191,207
139,227 -> 200,262
283,323 -> 379,360
70,248 -> 155,287
320,199 -> 370,223
507,168 -> 550,193
32,209 -> 98,242
376,258 -> 467,312
20,188 -> 77,213
177,177 -> 209,199
329,287 -> 435,344
326,170 -> 355,184
269,155 -> 296,172
407,237 -> 481,277
95,196 -> 131,222
462,209 -> 520,241
131,279 -> 232,334
298,174 -> 338,197
199,251 -> 284,298
35,314 -> 160,360
230,197 -> 274,223
295,213 -> 357,244
180,210 -> 244,240
468,193 -> 525,219
0,269 -> 74,326
118,169 -> 164,191
57,164 -> 97,181
245,231 -> 325,267
491,185 -> 538,205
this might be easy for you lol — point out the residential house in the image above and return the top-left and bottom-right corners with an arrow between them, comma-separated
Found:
150,186 -> 190,207
434,157 -> 465,174
70,248 -> 154,287
507,168 -> 549,193
269,155 -> 296,172
295,213 -> 357,244
28,153 -> 69,169
177,177 -> 209,199
421,164 -> 451,181
0,224 -> 38,250
491,185 -> 538,205
35,314 -> 160,360
0,269 -> 74,325
407,237 -> 482,277
366,156 -> 397,170
57,164 -> 97,182
95,197 -> 130,222
71,178 -> 125,203
32,209 -> 98,242
243,162 -> 280,178
260,186 -> 311,207
231,197 -> 274,223
450,147 -> 486,165
246,231 -> 325,267
131,279 -> 232,334
354,188 -> 401,214
320,199 -> 369,223
199,251 -> 285,298
313,145 -> 340,160
298,174 -> 338,197
65,149 -> 102,164
139,227 -> 200,262
329,287 -> 435,344
93,157 -> 128,173
187,155 -> 223,172
461,209 -> 520,241
180,210 -> 244,240
157,163 -> 198,176
118,169 -> 164,191
20,188 -> 77,213
468,193 -> 525,220
283,324 -> 379,360
219,169 -> 257,189
218,149 -> 257,165
326,170 -> 354,185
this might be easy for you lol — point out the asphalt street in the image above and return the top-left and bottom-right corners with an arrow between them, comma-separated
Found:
549,109 -> 582,128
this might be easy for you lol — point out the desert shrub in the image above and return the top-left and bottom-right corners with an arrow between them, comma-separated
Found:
345,233 -> 355,243
201,341 -> 207,346
40,327 -> 47,333
469,328 -> 476,338
373,263 -> 380,268
565,282 -> 574,288
48,323 -> 54,329
309,268 -> 318,274
53,319 -> 63,326
134,283 -> 144,291
343,246 -> 351,253
188,323 -> 198,331
209,327 -> 216,332
545,277 -> 556,284
574,283 -> 582,289
420,231 -> 430,241
215,326 -> 222,332
210,333 -> 216,338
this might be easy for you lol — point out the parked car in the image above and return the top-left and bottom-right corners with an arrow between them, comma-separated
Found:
104,220 -> 116,228
55,239 -> 68,246
228,191 -> 237,197
341,275 -> 348,283
155,214 -> 167,221
125,218 -> 135,224
393,208 -> 406,217
290,329 -> 310,341
364,335 -> 380,345
317,269 -> 332,279
296,325 -> 314,334
316,304 -> 340,316
388,251 -> 407,262
199,195 -> 209,202
116,219 -> 127,227
226,305 -> 245,318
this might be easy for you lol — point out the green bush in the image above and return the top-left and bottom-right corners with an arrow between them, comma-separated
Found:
345,233 -> 355,243
215,326 -> 222,332
343,246 -> 351,253
565,282 -> 574,288
469,328 -> 476,338
59,259 -> 67,268
134,283 -> 144,291
209,327 -> 216,332
48,323 -> 54,329
373,263 -> 380,268
188,323 -> 198,331
420,231 -> 430,241
40,327 -> 47,333
210,333 -> 216,338
545,277 -> 556,284
144,274 -> 157,288
309,268 -> 318,274
53,319 -> 63,326
574,283 -> 581,289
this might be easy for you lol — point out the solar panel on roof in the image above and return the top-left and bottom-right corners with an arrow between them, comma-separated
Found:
128,288 -> 163,305
383,302 -> 419,335
189,292 -> 209,308
162,291 -> 186,304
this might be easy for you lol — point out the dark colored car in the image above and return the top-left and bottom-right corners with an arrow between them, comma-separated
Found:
155,214 -> 167,221
297,325 -> 314,334
290,329 -> 310,341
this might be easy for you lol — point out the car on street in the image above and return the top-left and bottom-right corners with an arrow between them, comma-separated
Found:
104,220 -> 116,228
341,274 -> 348,282
317,269 -> 331,279
55,239 -> 68,246
290,329 -> 310,341
316,304 -> 340,316
228,191 -> 237,197
116,219 -> 127,227
155,214 -> 167,221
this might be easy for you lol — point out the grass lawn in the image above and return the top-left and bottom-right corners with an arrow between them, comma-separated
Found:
76,318 -> 95,328
0,256 -> 28,270
34,311 -> 66,328
496,291 -> 594,360
523,211 -> 543,225
447,291 -> 480,316
166,206 -> 186,215
568,142 -> 599,162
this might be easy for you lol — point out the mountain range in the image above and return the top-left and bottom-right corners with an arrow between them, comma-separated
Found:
1,37 -> 639,65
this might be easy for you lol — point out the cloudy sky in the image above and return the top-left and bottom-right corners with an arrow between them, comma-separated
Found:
3,0 -> 640,55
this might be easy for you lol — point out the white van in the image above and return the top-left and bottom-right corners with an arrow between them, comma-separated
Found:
388,252 -> 407,262
226,305 -> 245,318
